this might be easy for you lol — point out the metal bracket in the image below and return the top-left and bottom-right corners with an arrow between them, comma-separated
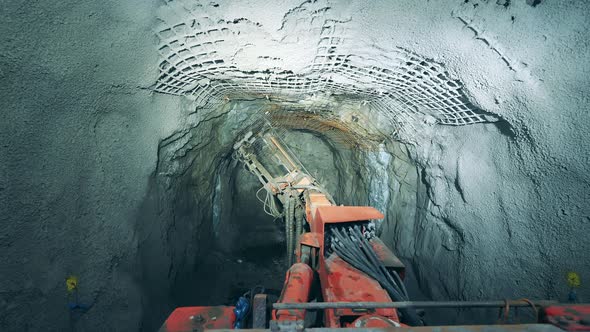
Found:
252,294 -> 268,329
270,320 -> 304,332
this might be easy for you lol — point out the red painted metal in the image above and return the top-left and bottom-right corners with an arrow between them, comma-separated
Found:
297,232 -> 322,267
299,232 -> 322,250
200,324 -> 565,331
370,237 -> 406,279
318,254 -> 400,327
541,304 -> 590,331
159,306 -> 235,332
351,315 -> 401,328
300,202 -> 401,328
273,263 -> 314,321
305,192 -> 333,225
159,201 -> 397,330
315,206 -> 384,224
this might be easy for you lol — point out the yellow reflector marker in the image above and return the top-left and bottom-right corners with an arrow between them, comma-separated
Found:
566,271 -> 581,288
66,275 -> 78,292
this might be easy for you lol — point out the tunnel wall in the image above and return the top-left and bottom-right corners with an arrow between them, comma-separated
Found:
0,1 -> 187,330
1,0 -> 589,331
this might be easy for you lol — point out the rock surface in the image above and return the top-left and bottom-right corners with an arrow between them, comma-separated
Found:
1,0 -> 589,331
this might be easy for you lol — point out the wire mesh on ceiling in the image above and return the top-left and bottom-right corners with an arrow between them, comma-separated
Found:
153,0 -> 498,140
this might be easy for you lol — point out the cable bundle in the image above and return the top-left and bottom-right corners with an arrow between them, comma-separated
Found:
331,225 -> 423,326
255,186 -> 282,218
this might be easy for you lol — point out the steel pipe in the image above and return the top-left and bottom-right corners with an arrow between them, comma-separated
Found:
273,300 -> 558,310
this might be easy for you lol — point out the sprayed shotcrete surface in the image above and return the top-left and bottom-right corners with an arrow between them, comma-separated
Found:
1,0 -> 589,331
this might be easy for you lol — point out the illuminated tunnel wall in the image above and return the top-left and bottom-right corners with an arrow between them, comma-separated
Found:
1,0 -> 588,331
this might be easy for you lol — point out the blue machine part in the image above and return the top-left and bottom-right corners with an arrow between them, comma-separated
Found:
233,296 -> 250,328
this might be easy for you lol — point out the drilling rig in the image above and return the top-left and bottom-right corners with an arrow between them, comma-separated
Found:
159,125 -> 590,332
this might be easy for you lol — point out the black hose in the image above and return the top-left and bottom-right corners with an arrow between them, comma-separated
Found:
295,203 -> 303,247
352,227 -> 405,296
331,226 -> 423,326
334,228 -> 393,292
333,230 -> 370,268
284,198 -> 293,265
284,196 -> 298,265
352,226 -> 408,298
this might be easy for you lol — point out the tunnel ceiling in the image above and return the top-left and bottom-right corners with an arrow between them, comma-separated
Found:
3,0 -> 589,330
154,0 -> 502,141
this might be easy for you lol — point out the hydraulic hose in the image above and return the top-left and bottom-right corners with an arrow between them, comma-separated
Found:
284,197 -> 292,265
285,196 -> 296,265
295,204 -> 303,243
331,226 -> 423,326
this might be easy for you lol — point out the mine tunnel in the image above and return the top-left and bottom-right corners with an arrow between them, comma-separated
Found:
1,0 -> 589,331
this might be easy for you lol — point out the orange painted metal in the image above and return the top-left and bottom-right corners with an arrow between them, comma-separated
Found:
161,189 -> 399,329
293,203 -> 402,328
299,232 -> 321,249
370,237 -> 406,279
305,192 -> 333,227
351,315 -> 401,328
542,305 -> 590,331
159,306 -> 235,332
273,263 -> 314,321
318,255 -> 400,327
315,206 -> 384,224
297,232 -> 322,264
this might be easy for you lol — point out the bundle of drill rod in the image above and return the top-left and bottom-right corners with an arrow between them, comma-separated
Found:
331,225 -> 423,326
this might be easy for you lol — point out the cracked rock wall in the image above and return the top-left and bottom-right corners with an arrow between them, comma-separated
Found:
1,0 -> 589,331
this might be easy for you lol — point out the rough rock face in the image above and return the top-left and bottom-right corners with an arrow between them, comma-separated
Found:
1,0 -> 589,331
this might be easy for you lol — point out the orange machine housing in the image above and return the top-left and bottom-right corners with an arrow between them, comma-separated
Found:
160,306 -> 236,332
273,263 -> 314,321
274,198 -> 404,328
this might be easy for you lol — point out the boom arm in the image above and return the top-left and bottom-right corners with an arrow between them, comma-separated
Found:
233,128 -> 417,327
233,129 -> 334,264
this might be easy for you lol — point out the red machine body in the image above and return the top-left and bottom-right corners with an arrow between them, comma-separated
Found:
160,306 -> 235,332
273,263 -> 314,321
284,203 -> 403,328
320,255 -> 400,327
541,305 -> 590,331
